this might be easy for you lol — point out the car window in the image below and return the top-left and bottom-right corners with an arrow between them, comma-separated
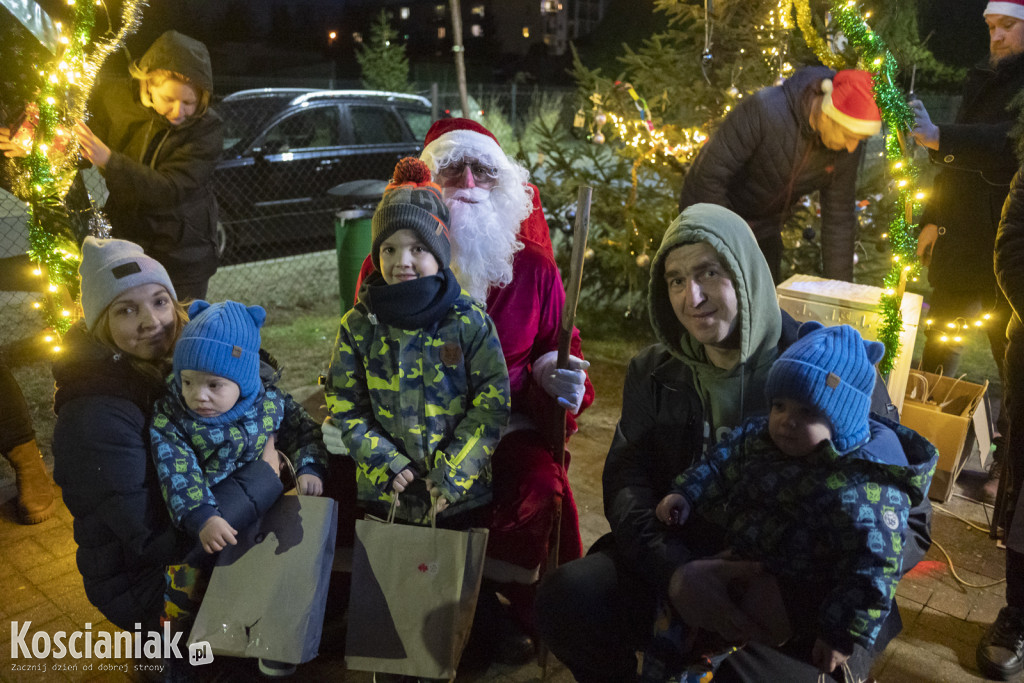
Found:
217,98 -> 292,152
263,106 -> 341,151
396,107 -> 433,141
349,105 -> 406,144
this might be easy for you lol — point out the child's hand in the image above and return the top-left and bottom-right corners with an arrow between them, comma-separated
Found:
0,126 -> 28,157
199,516 -> 237,554
321,416 -> 348,455
811,638 -> 849,673
74,121 -> 111,167
297,473 -> 323,496
425,480 -> 450,515
655,493 -> 690,526
392,467 -> 415,494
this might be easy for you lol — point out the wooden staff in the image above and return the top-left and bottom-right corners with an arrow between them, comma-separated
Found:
539,184 -> 592,677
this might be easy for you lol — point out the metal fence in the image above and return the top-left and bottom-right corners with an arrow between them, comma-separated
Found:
0,83 -> 952,350
0,81 -> 574,350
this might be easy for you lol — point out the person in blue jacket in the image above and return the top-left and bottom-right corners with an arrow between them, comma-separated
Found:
651,322 -> 937,679
151,299 -> 328,553
52,237 -> 282,634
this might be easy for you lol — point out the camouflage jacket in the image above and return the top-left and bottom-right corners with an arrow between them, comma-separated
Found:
673,414 -> 937,654
151,371 -> 328,536
325,292 -> 510,524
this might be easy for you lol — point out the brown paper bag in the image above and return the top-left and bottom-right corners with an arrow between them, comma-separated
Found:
344,501 -> 488,679
187,493 -> 338,664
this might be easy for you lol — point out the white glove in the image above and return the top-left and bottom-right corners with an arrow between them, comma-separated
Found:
321,416 -> 348,456
532,350 -> 590,413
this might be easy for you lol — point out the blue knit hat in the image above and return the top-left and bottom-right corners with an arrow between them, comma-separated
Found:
765,322 -> 885,452
173,300 -> 265,401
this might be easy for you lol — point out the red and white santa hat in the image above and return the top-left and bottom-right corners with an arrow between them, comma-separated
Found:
986,1 -> 1024,20
820,69 -> 882,137
420,118 -> 505,170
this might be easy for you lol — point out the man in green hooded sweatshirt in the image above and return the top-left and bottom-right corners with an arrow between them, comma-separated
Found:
536,203 -> 933,681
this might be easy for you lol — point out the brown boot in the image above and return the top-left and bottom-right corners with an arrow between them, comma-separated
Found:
5,440 -> 56,524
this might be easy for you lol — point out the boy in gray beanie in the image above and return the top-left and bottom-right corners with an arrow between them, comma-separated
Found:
651,322 -> 938,679
325,157 -> 509,528
150,299 -> 328,554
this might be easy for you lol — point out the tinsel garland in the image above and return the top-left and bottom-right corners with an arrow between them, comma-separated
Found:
793,0 -> 846,71
12,0 -> 146,342
800,0 -> 921,374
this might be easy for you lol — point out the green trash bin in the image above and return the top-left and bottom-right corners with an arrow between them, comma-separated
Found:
329,179 -> 387,315
335,209 -> 373,312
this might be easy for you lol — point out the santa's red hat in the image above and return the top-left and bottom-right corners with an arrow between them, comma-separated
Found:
986,1 -> 1024,21
421,118 -> 505,169
820,69 -> 881,137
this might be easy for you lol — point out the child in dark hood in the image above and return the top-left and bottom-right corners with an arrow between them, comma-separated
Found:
652,322 -> 938,678
74,30 -> 223,300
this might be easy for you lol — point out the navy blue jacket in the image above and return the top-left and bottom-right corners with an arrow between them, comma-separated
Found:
52,322 -> 282,631
678,67 -> 863,280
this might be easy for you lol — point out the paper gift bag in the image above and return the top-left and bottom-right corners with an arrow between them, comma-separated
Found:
344,504 -> 488,679
188,493 -> 338,664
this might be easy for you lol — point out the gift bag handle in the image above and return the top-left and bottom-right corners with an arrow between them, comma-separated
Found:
279,453 -> 304,509
386,494 -> 439,529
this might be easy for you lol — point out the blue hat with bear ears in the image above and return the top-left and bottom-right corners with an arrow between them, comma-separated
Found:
765,321 -> 885,453
173,300 -> 266,412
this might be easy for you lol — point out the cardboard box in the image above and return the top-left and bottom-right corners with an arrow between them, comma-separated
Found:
900,370 -> 990,503
777,275 -> 923,414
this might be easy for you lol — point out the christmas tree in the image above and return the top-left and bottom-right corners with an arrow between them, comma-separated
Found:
356,10 -> 412,94
530,0 -> 954,348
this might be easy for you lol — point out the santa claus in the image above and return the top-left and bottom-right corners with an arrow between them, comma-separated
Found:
339,118 -> 594,663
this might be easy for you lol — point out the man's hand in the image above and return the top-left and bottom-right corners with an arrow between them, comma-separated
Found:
655,493 -> 691,526
321,416 -> 348,455
297,473 -> 324,496
0,126 -> 29,157
811,638 -> 849,674
533,350 -> 590,412
199,515 -> 238,554
74,121 -> 111,168
909,100 -> 939,150
916,223 -> 939,267
667,558 -> 769,642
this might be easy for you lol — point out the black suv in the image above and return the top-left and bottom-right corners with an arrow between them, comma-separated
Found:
212,88 -> 433,263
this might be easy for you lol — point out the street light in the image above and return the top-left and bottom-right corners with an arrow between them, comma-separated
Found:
328,30 -> 337,46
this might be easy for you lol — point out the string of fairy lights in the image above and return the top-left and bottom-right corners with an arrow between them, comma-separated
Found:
822,0 -> 921,374
10,0 -> 145,353
581,0 -> 943,374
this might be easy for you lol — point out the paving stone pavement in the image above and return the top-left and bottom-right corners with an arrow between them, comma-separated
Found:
0,352 -> 1014,681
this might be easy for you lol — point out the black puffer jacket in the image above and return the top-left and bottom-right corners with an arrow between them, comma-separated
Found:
52,323 -> 186,631
920,52 -> 1024,296
90,31 -> 223,290
678,67 -> 863,281
52,322 -> 282,631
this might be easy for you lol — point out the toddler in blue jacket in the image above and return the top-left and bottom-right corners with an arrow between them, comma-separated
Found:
651,322 -> 937,679
151,299 -> 328,553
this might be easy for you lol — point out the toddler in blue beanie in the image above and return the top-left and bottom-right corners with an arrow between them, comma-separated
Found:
648,322 -> 937,679
150,300 -> 328,554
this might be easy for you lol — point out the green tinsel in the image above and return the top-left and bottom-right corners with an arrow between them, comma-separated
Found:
824,0 -> 922,375
17,0 -> 146,344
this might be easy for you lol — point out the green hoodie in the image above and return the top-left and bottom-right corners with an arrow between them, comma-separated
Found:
648,203 -> 782,444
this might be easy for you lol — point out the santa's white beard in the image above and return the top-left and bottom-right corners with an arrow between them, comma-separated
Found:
445,187 -> 526,303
